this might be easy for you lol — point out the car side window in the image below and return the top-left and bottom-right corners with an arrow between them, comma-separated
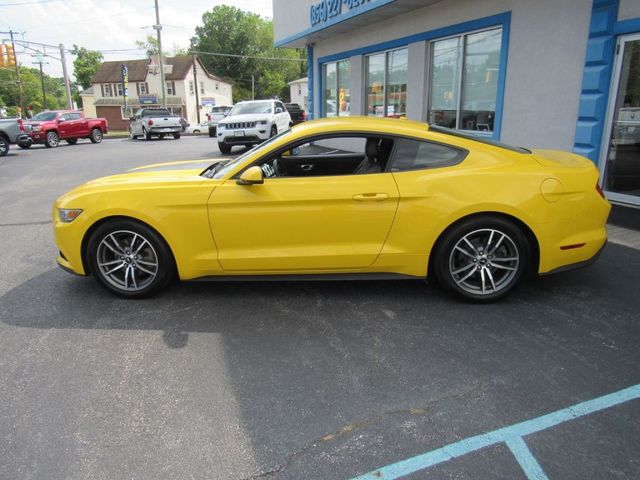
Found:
389,138 -> 467,172
255,135 -> 394,178
59,115 -> 68,122
70,113 -> 82,121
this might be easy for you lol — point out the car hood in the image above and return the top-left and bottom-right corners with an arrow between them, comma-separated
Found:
220,113 -> 272,124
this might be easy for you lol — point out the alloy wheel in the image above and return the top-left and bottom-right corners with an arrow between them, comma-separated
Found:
96,230 -> 159,292
448,228 -> 519,296
47,132 -> 59,147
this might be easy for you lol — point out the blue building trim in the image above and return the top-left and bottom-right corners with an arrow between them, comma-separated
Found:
275,0 -> 397,48
307,45 -> 315,120
316,12 -> 511,140
573,0 -> 619,163
614,16 -> 640,35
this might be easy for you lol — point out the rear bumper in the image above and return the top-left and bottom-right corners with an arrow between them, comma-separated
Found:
149,126 -> 181,134
541,240 -> 606,275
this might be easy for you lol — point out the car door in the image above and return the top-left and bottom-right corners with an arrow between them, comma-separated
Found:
72,113 -> 89,137
208,135 -> 400,271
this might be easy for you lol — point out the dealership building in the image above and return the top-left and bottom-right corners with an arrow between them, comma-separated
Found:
273,0 -> 640,220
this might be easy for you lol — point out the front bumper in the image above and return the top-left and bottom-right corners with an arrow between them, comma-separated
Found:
27,131 -> 46,144
218,126 -> 270,145
17,134 -> 32,145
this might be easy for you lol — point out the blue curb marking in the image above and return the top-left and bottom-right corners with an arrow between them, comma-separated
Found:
351,384 -> 640,479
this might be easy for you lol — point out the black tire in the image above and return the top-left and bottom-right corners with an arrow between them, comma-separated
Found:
89,128 -> 103,144
218,142 -> 231,154
66,138 -> 78,145
87,219 -> 176,298
208,127 -> 216,137
0,137 -> 9,157
173,132 -> 181,140
432,216 -> 530,302
270,125 -> 277,137
144,128 -> 152,141
18,141 -> 31,149
44,131 -> 59,148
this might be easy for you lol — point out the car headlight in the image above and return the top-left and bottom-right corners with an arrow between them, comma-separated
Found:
32,126 -> 41,131
258,119 -> 268,125
58,208 -> 83,223
218,124 -> 225,130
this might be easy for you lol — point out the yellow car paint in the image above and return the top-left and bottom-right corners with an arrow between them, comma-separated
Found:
53,116 -> 610,284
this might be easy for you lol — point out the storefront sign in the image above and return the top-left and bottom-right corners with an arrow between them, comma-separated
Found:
310,0 -> 371,27
139,94 -> 158,105
121,64 -> 129,110
200,97 -> 216,106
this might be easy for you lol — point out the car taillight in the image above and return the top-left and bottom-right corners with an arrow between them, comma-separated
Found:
148,119 -> 154,126
596,183 -> 605,199
301,111 -> 306,121
18,119 -> 24,132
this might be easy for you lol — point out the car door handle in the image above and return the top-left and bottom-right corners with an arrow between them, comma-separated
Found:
353,193 -> 389,202
300,164 -> 314,171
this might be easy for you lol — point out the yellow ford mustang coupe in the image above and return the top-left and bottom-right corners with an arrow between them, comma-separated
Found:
53,117 -> 610,302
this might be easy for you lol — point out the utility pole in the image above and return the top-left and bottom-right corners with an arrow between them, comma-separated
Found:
32,51 -> 48,110
9,30 -> 24,115
252,75 -> 255,100
153,0 -> 167,108
191,54 -> 200,123
59,43 -> 72,109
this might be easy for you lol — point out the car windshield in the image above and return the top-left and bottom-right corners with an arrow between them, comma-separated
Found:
229,102 -> 272,116
430,126 -> 531,154
31,112 -> 58,121
205,129 -> 292,179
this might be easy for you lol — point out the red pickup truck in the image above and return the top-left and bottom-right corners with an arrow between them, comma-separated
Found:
22,110 -> 108,148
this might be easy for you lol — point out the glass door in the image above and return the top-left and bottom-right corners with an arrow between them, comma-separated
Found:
600,34 -> 640,205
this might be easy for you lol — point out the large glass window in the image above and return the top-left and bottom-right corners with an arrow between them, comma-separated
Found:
323,60 -> 350,117
429,27 -> 502,133
366,48 -> 408,118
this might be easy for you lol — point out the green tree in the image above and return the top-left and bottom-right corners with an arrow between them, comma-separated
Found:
70,45 -> 103,108
0,65 -> 66,114
136,35 -> 159,58
71,45 -> 103,90
190,5 -> 306,102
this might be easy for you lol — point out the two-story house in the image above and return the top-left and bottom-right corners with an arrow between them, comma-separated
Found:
89,55 -> 233,130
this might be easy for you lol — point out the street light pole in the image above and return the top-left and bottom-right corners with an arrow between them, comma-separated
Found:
32,51 -> 48,110
8,30 -> 24,115
154,0 -> 167,109
59,43 -> 73,109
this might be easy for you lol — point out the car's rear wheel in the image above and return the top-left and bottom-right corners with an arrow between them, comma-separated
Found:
270,125 -> 277,137
87,220 -> 175,298
90,128 -> 103,144
208,128 -> 216,138
433,216 -> 530,302
66,138 -> 78,145
144,128 -> 152,141
218,142 -> 231,154
173,132 -> 181,140
45,131 -> 59,148
129,129 -> 138,140
0,137 -> 8,157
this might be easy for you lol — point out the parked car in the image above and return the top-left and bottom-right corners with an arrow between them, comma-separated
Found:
129,108 -> 181,141
22,111 -> 108,148
0,117 -> 30,157
185,122 -> 210,134
284,103 -> 306,125
216,99 -> 292,154
207,106 -> 232,137
53,116 -> 610,302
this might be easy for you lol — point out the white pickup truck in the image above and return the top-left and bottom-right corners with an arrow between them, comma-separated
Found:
129,108 -> 182,141
216,100 -> 292,154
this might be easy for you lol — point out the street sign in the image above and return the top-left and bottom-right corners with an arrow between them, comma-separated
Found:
139,94 -> 158,105
121,64 -> 129,110
200,97 -> 216,106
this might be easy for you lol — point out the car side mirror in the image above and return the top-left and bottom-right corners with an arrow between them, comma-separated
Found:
275,107 -> 283,114
237,166 -> 264,185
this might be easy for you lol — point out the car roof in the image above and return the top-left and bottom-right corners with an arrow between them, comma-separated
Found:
291,116 -> 429,136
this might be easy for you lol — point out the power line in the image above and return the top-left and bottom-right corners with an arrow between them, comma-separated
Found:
190,50 -> 305,62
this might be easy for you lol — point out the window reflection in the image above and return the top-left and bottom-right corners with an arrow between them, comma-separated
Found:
366,53 -> 385,117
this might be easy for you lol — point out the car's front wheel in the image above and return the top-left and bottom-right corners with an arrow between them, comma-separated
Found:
218,142 -> 231,154
87,220 -> 175,298
45,131 -> 59,148
432,216 -> 530,302
0,137 -> 9,157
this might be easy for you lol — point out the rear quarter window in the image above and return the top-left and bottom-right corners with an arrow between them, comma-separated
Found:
390,138 -> 467,172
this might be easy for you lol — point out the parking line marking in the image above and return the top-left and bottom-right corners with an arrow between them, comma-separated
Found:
505,436 -> 549,480
350,383 -> 640,480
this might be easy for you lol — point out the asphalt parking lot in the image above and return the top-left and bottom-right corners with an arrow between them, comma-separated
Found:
1,136 -> 639,480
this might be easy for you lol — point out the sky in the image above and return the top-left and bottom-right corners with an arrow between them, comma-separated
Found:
0,0 -> 273,79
